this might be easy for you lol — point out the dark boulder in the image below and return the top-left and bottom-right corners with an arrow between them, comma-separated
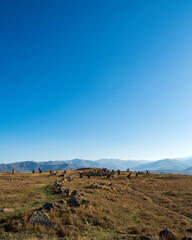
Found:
69,196 -> 80,207
182,237 -> 192,240
159,229 -> 175,239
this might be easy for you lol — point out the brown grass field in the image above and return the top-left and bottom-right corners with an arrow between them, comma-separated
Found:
0,170 -> 192,240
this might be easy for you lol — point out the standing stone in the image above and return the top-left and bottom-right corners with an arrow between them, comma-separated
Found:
79,172 -> 83,178
12,168 -> 15,174
127,173 -> 132,178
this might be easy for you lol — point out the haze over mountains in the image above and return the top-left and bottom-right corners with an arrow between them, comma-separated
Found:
1,157 -> 192,174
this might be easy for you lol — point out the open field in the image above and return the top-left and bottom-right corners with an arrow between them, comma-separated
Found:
0,170 -> 192,239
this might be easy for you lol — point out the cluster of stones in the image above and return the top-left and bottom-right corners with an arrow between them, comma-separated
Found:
50,170 -> 75,183
54,179 -> 91,208
141,228 -> 192,240
77,168 -> 150,180
28,199 -> 67,227
28,188 -> 90,227
77,167 -> 122,178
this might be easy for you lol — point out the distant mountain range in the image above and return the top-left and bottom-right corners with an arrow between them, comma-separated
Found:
1,157 -> 192,174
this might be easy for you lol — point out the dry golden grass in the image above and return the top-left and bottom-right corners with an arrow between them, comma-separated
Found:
0,170 -> 192,239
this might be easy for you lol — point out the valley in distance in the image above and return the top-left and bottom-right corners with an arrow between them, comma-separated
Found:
1,157 -> 192,239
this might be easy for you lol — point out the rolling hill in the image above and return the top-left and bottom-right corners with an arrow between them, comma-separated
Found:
1,156 -> 192,174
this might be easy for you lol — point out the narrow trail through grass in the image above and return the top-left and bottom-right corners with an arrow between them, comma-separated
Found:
35,183 -> 59,203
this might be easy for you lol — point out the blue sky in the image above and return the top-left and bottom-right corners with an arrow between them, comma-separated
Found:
1,0 -> 192,163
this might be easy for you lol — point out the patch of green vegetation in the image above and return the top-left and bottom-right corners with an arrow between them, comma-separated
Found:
34,184 -> 59,203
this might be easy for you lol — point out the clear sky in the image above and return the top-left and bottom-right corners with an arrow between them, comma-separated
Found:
1,0 -> 192,163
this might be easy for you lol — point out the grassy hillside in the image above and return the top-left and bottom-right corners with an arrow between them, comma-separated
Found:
0,170 -> 192,239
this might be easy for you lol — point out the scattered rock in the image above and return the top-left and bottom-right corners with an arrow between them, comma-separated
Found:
59,187 -> 70,196
1,208 -> 14,213
159,229 -> 175,239
41,202 -> 65,212
56,199 -> 66,204
71,190 -> 78,197
69,196 -> 80,207
82,199 -> 91,208
70,208 -> 76,214
182,237 -> 192,240
67,176 -> 72,182
141,237 -> 152,240
28,211 -> 56,227
186,229 -> 192,233
41,202 -> 55,211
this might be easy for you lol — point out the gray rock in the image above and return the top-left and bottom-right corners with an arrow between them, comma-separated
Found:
28,211 -> 56,227
186,229 -> 192,233
159,229 -> 175,239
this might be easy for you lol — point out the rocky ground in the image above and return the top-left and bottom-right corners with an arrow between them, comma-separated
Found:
0,169 -> 192,239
